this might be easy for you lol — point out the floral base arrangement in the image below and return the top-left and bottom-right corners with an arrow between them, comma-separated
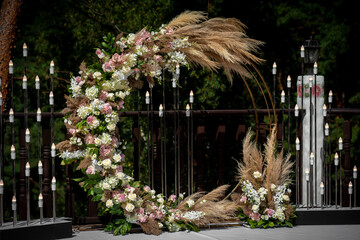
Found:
57,11 -> 264,235
234,129 -> 296,228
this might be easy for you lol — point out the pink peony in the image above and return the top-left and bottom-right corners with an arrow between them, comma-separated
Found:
98,90 -> 108,101
155,210 -> 163,219
240,195 -> 247,203
265,208 -> 275,217
87,115 -> 96,125
117,193 -> 126,202
101,103 -> 113,114
99,145 -> 112,157
169,195 -> 177,202
249,212 -> 260,222
143,185 -> 151,192
96,48 -> 105,59
139,215 -> 148,223
85,134 -> 95,145
86,165 -> 95,175
112,53 -> 121,62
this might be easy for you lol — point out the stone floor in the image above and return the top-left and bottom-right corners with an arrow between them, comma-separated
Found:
64,225 -> 360,240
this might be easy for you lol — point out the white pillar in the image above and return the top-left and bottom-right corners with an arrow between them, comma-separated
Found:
297,75 -> 324,206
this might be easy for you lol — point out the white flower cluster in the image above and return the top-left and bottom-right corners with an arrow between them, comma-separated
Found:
182,211 -> 205,221
59,150 -> 86,160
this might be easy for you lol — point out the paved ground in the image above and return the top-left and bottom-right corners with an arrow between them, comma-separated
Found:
64,225 -> 360,240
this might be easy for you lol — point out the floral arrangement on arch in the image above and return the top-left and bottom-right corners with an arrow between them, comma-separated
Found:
234,128 -> 296,228
57,11 -> 263,235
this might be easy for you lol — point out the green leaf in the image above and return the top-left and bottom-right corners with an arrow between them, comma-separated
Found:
285,221 -> 293,228
269,221 -> 275,227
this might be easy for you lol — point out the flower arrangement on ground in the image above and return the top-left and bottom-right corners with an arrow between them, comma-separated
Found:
234,129 -> 296,228
57,11 -> 263,235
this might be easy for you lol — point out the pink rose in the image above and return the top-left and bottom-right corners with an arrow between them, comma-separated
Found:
86,165 -> 95,175
69,128 -> 76,135
75,76 -> 82,83
149,213 -> 155,219
139,208 -> 145,215
174,213 -> 181,220
96,48 -> 105,59
154,55 -> 162,62
102,62 -> 113,72
116,165 -> 123,173
143,186 -> 151,192
151,205 -> 158,210
112,136 -> 119,148
169,195 -> 177,202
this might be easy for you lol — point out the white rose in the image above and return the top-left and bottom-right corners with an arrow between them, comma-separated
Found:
157,197 -> 164,204
116,172 -> 125,180
73,85 -> 81,93
253,171 -> 262,179
271,184 -> 276,191
282,195 -> 290,201
102,159 -> 112,169
125,203 -> 135,212
93,71 -> 102,80
107,123 -> 116,131
102,182 -> 111,190
106,199 -> 113,208
128,193 -> 137,201
113,154 -> 122,163
252,205 -> 259,213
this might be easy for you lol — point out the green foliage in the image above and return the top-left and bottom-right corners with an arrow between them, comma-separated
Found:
105,218 -> 132,236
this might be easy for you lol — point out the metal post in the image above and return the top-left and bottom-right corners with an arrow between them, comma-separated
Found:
287,76 -> 291,153
328,91 -> 333,205
137,89 -> 141,180
190,91 -> 194,194
162,73 -> 167,196
150,84 -> 154,190
186,105 -> 190,196
146,91 -> 151,186
159,104 -> 164,194
272,62 -> 277,107
339,138 -> 343,207
314,74 -> 318,205
172,79 -> 177,195
335,153 -> 338,209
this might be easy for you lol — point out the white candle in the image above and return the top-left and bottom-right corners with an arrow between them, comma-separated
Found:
0,92 -> 2,106
12,196 -> 17,210
320,182 -> 324,195
272,62 -> 277,75
38,193 -> 43,208
9,108 -> 14,123
22,75 -> 27,89
37,108 -> 42,122
51,143 -> 56,157
294,104 -> 299,117
23,43 -> 28,57
9,60 -> 14,74
305,168 -> 310,181
325,123 -> 329,136
314,62 -> 318,75
25,128 -> 30,143
11,145 -> 15,159
189,90 -> 194,104
50,60 -> 55,75
51,177 -> 56,191
349,181 -> 353,195
310,152 -> 314,166
176,64 -> 180,75
49,91 -> 54,105
334,153 -> 339,166
38,160 -> 43,175
354,166 -> 357,179
0,180 -> 4,194
309,76 -> 313,88
149,83 -> 153,89
339,137 -> 343,150
159,104 -> 163,117
328,90 -> 333,103
296,137 -> 300,151
145,91 -> 150,105
323,104 -> 327,117
281,90 -> 285,103
172,78 -> 176,88
287,75 -> 291,88
186,104 -> 190,117
25,162 -> 30,177
300,45 -> 305,58
35,75 -> 40,90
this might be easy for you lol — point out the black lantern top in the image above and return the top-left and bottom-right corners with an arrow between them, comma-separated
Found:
303,37 -> 321,65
